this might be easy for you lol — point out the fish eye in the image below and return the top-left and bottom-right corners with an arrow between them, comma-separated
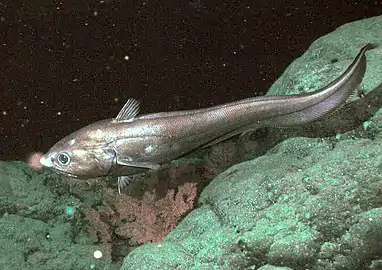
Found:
57,153 -> 70,166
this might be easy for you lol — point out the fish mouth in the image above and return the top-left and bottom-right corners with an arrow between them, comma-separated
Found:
56,171 -> 78,178
46,166 -> 79,179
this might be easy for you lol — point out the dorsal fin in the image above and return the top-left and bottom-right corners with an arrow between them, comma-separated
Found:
115,98 -> 140,122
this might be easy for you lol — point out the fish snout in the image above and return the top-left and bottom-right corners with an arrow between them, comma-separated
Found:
39,155 -> 53,167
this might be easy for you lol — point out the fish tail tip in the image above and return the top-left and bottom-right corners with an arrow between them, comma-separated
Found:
363,43 -> 380,51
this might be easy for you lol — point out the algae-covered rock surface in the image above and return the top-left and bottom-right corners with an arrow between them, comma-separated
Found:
121,16 -> 382,270
0,161 -> 113,269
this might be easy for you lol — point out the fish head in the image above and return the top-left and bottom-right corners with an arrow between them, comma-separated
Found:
40,133 -> 115,179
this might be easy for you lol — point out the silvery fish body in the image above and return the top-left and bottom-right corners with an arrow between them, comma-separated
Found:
40,44 -> 374,193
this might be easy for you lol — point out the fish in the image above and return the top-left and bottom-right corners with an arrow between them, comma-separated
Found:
40,44 -> 375,194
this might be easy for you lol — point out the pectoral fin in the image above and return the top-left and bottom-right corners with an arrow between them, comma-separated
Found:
116,158 -> 161,170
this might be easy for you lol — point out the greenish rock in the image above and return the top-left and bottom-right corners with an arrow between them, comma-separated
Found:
0,162 -> 114,269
